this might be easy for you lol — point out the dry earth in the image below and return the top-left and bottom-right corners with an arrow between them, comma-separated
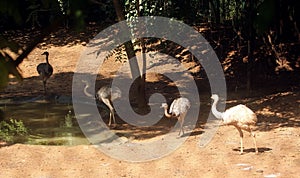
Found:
0,43 -> 300,178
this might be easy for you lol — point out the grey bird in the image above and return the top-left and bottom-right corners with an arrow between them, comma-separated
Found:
161,97 -> 191,136
83,80 -> 121,126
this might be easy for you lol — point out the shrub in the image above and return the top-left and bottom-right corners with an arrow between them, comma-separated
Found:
0,118 -> 28,143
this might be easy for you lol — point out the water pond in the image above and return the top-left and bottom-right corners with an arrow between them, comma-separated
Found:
0,96 -> 90,146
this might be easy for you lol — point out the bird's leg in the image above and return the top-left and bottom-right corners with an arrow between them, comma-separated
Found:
249,129 -> 258,154
108,111 -> 116,126
110,109 -> 116,126
178,112 -> 187,136
235,126 -> 244,154
43,80 -> 47,94
244,127 -> 258,154
178,115 -> 183,136
180,121 -> 184,136
102,99 -> 116,126
108,111 -> 112,126
240,133 -> 244,154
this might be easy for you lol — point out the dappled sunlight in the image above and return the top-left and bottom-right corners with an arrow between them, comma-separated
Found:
214,90 -> 300,133
256,107 -> 276,116
248,91 -> 300,131
0,0 -> 299,176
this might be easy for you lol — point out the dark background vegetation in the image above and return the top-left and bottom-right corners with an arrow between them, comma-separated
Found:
0,0 -> 299,93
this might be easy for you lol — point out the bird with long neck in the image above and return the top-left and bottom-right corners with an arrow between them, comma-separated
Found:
82,80 -> 121,126
37,51 -> 53,94
161,97 -> 191,136
211,94 -> 258,154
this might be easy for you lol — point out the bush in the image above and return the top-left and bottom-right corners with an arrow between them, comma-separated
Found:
0,118 -> 28,143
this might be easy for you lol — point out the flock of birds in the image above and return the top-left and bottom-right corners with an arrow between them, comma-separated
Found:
37,51 -> 259,154
161,95 -> 258,154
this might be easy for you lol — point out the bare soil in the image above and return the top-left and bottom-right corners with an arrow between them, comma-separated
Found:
0,43 -> 300,178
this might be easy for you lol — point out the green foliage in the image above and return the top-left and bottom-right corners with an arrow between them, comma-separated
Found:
26,0 -> 63,28
62,110 -> 74,128
0,118 -> 28,142
254,0 -> 276,34
0,0 -> 23,25
0,0 -> 298,90
124,0 -> 183,20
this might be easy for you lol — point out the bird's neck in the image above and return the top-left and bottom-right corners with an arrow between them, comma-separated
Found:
211,99 -> 224,119
45,55 -> 50,64
83,84 -> 94,97
164,107 -> 173,118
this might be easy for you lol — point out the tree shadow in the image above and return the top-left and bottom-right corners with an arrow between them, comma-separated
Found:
179,130 -> 204,138
2,24 -> 109,49
222,90 -> 300,132
253,91 -> 300,131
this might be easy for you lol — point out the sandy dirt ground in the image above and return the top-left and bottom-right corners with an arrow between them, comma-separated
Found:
0,43 -> 300,178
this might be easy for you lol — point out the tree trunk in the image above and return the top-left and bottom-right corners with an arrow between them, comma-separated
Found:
209,0 -> 220,24
137,0 -> 147,110
246,0 -> 254,96
112,0 -> 147,109
221,0 -> 226,23
215,0 -> 221,24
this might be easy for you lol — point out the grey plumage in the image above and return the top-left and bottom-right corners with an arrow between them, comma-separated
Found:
83,80 -> 121,126
161,97 -> 191,136
37,51 -> 53,94
96,85 -> 121,126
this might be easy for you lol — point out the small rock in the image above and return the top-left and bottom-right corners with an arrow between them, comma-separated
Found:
264,173 -> 281,178
256,169 -> 264,173
241,166 -> 253,171
236,163 -> 253,171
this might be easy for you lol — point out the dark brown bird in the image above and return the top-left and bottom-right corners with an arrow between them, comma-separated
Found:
37,51 -> 53,94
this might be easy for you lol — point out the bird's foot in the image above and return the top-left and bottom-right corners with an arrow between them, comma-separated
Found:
109,123 -> 117,129
239,149 -> 244,155
176,133 -> 184,138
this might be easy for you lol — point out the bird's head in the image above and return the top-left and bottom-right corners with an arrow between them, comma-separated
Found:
82,79 -> 89,85
211,94 -> 219,101
95,93 -> 100,100
41,51 -> 49,56
160,103 -> 168,109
